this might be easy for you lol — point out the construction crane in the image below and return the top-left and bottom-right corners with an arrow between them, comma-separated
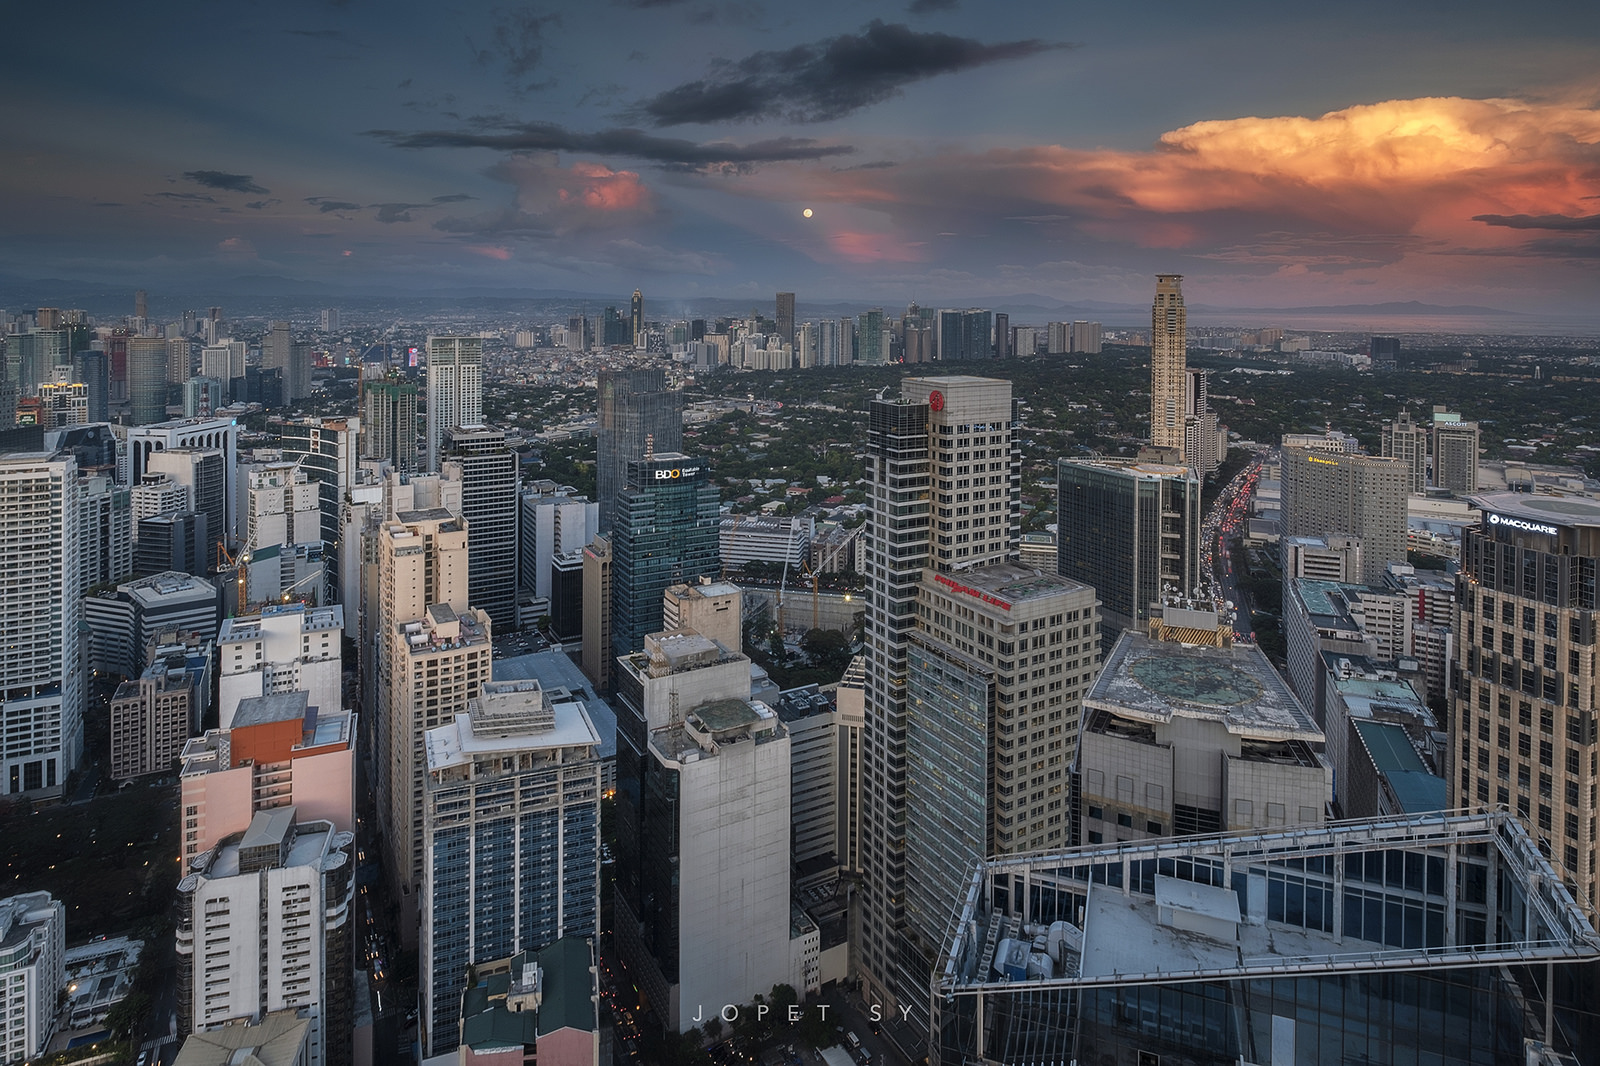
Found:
217,544 -> 249,614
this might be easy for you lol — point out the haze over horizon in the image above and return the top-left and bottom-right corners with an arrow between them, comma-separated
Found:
4,0 -> 1599,316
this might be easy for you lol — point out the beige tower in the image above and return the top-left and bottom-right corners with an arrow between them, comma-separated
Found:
1150,274 -> 1187,456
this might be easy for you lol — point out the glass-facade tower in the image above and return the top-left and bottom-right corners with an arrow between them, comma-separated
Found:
609,453 -> 719,658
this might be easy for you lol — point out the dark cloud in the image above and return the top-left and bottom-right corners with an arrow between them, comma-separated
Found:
155,192 -> 216,202
432,193 -> 476,203
245,199 -> 281,210
375,202 -> 430,223
183,170 -> 269,194
909,0 -> 958,13
305,197 -> 364,213
1473,212 -> 1600,231
469,6 -> 562,91
369,120 -> 853,167
629,19 -> 1070,126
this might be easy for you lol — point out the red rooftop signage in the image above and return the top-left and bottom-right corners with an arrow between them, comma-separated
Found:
934,572 -> 1011,611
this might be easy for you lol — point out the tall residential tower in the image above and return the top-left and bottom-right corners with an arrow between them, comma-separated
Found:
1150,274 -> 1187,456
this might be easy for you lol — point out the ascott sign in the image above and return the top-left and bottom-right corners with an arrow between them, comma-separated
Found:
653,466 -> 702,480
1488,513 -> 1558,536
934,572 -> 1011,611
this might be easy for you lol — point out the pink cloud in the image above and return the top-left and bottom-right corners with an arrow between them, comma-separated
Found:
466,244 -> 513,260
827,229 -> 927,263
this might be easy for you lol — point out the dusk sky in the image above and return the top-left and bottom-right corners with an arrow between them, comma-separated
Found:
5,0 -> 1600,313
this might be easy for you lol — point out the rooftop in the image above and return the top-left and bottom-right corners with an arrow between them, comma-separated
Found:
425,699 -> 601,774
232,691 -> 310,728
1353,719 -> 1447,814
1471,491 -> 1600,531
925,561 -> 1093,610
493,647 -> 617,762
1087,631 -> 1321,742
171,1008 -> 311,1066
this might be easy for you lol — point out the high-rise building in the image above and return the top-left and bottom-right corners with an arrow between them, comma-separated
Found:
1150,274 -> 1187,456
520,490 -> 598,608
419,680 -> 602,1055
859,376 -> 1017,1018
580,536 -> 613,693
110,641 -> 209,781
135,511 -> 210,577
1371,334 -> 1402,365
320,308 -> 340,333
1451,494 -> 1600,919
128,336 -> 170,424
1070,320 -> 1102,354
1431,406 -> 1481,495
175,808 -> 355,1066
277,416 -> 360,599
1381,409 -> 1429,494
442,426 -> 519,632
596,368 -> 682,533
217,603 -> 344,729
71,349 -> 108,423
167,336 -> 192,386
245,463 -> 322,559
262,321 -> 311,403
775,291 -> 796,351
992,311 -> 1010,358
612,631 -> 797,1033
904,564 -> 1098,958
1279,445 -> 1408,585
361,377 -> 419,473
857,308 -> 886,366
147,448 -> 227,571
631,288 -> 645,348
179,688 -> 355,868
0,892 -> 66,1062
1057,458 -> 1202,645
375,509 -> 490,923
936,309 -> 993,362
0,453 -> 83,796
609,453 -> 720,658
425,336 -> 483,472
124,417 -> 241,545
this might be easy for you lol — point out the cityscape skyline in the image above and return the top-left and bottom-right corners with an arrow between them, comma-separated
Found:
3,3 -> 1599,315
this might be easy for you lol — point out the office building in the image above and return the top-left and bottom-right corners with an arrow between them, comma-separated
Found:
146,447 -> 226,571
359,377 -> 418,474
262,322 -> 311,403
859,376 -> 1018,1020
548,549 -> 584,643
70,349 -> 109,424
0,892 -> 66,1063
609,453 -> 720,658
1371,334 -> 1402,364
217,603 -> 343,729
182,376 -> 224,418
1078,627 -> 1329,846
176,809 -> 355,1066
179,690 -> 356,868
931,811 -> 1600,1066
110,640 -> 210,780
1281,533 -> 1364,583
107,572 -> 221,675
1056,458 -> 1201,645
79,472 -> 132,591
320,308 -> 340,333
1432,406 -> 1481,494
631,289 -> 645,347
245,462 -> 322,556
135,511 -> 209,576
425,336 -> 483,472
376,511 -> 491,919
857,308 -> 886,365
1381,409 -> 1429,493
612,631 -> 798,1033
1282,577 -> 1414,727
442,425 -> 519,632
200,342 -> 246,398
419,681 -> 602,1055
167,336 -> 193,386
1280,445 -> 1409,585
1149,274 -> 1187,456
661,579 -> 743,653
1451,493 -> 1600,919
719,513 -> 811,571
579,536 -> 613,693
129,336 -> 170,424
0,453 -> 83,796
452,939 -> 600,1066
124,417 -> 240,545
1183,367 -> 1226,477
904,565 -> 1099,958
520,490 -> 598,611
276,417 -> 360,598
936,308 -> 993,362
36,377 -> 87,428
775,291 -> 795,350
596,368 -> 682,532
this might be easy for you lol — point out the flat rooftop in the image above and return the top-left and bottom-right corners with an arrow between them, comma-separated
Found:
494,647 -> 617,762
233,691 -> 310,727
1471,491 -> 1600,530
690,697 -> 768,732
1087,631 -> 1321,741
425,700 -> 601,773
924,561 -> 1092,608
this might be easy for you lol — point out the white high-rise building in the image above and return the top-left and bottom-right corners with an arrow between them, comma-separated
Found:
0,453 -> 84,796
1151,274 -> 1187,456
424,336 -> 482,472
217,602 -> 344,729
176,808 -> 354,1066
0,892 -> 66,1063
245,462 -> 322,554
122,416 -> 241,543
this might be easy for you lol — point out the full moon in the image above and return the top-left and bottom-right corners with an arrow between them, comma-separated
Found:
802,208 -> 813,218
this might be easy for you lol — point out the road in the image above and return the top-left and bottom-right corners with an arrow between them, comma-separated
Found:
1201,452 -> 1267,642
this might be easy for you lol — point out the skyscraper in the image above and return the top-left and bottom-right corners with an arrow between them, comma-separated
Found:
857,308 -> 886,365
1431,406 -> 1481,494
128,336 -> 169,425
71,349 -> 108,423
1450,494 -> 1600,919
1279,445 -> 1408,585
442,425 -> 519,632
935,309 -> 993,362
609,453 -> 720,658
776,291 -> 796,351
420,680 -> 601,1055
1150,274 -> 1187,456
859,376 -> 1017,1018
1381,409 -> 1429,494
360,377 -> 419,473
992,311 -> 1009,358
0,453 -> 83,796
596,368 -> 682,532
424,336 -> 483,472
261,321 -> 310,403
631,288 -> 645,348
1057,457 -> 1202,646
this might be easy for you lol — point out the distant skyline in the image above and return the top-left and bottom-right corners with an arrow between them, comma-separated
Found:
3,1 -> 1599,315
